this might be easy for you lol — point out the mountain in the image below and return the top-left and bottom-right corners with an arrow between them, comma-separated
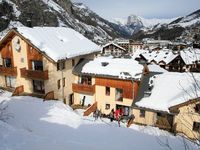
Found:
113,15 -> 175,35
132,9 -> 200,41
0,0 -> 130,44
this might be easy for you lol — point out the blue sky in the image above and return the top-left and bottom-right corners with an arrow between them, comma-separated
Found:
72,0 -> 200,20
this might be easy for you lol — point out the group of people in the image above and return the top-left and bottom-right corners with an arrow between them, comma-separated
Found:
109,108 -> 124,127
93,108 -> 135,127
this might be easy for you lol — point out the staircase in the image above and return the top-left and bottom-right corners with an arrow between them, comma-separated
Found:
83,102 -> 97,116
127,118 -> 134,127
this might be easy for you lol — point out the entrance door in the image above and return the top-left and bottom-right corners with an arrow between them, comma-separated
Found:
33,80 -> 45,94
5,76 -> 16,88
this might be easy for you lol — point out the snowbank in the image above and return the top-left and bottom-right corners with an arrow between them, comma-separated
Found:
0,92 -> 198,150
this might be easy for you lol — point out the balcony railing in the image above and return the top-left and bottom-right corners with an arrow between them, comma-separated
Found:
0,66 -> 17,76
20,68 -> 48,80
72,83 -> 95,94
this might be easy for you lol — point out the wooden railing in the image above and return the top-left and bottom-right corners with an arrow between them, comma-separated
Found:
83,102 -> 97,116
20,68 -> 48,80
12,85 -> 24,96
0,67 -> 17,76
43,91 -> 54,101
72,83 -> 95,94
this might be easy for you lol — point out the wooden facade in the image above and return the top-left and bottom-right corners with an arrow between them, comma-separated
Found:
96,77 -> 139,100
72,83 -> 95,95
1,41 -> 14,67
27,44 -> 43,70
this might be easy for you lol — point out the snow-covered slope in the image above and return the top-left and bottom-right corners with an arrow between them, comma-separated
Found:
132,9 -> 200,40
113,15 -> 175,35
0,92 -> 198,150
114,15 -> 174,28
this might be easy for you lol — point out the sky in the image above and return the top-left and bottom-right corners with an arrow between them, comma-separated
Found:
72,0 -> 200,20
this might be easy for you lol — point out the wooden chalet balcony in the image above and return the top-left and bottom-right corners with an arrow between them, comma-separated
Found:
72,83 -> 95,94
0,66 -> 17,76
20,68 -> 49,80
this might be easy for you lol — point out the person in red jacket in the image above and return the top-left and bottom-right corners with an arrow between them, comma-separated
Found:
115,109 -> 121,127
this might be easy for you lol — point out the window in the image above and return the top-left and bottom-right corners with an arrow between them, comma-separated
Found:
115,88 -> 123,101
80,75 -> 92,85
140,109 -> 145,118
105,87 -> 110,96
193,122 -> 200,131
57,79 -> 61,89
5,76 -> 16,88
195,104 -> 200,114
105,104 -> 110,110
63,78 -> 65,87
72,59 -> 75,67
3,58 -> 12,68
32,60 -> 43,71
57,61 -> 65,70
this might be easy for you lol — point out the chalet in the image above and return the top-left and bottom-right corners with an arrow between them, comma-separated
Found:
132,72 -> 200,139
72,57 -> 144,116
101,42 -> 127,57
0,27 -> 100,104
140,48 -> 200,72
169,98 -> 200,140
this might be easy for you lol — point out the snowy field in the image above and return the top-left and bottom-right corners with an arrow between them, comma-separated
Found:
0,91 -> 198,150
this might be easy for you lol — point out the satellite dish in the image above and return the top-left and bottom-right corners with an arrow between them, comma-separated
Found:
13,37 -> 21,52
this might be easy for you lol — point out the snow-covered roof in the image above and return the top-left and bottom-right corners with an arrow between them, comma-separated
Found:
147,64 -> 168,73
141,48 -> 200,65
146,40 -> 172,45
136,72 -> 200,112
15,27 -> 100,61
131,49 -> 148,59
81,57 -> 144,80
102,42 -> 126,51
180,48 -> 200,65
141,49 -> 178,64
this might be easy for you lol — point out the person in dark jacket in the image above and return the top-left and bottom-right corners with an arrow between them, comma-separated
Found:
109,109 -> 114,122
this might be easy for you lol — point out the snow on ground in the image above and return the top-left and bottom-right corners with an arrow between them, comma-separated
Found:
0,91 -> 198,150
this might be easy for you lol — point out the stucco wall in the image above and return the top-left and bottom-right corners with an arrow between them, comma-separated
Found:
132,108 -> 156,126
96,85 -> 133,115
44,54 -> 95,103
173,102 -> 200,139
11,35 -> 33,92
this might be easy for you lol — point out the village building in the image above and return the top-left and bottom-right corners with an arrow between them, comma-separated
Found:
129,40 -> 144,53
0,27 -> 100,104
140,48 -> 200,72
72,57 -> 144,116
143,40 -> 172,50
132,72 -> 200,139
101,42 -> 127,57
116,39 -> 130,51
